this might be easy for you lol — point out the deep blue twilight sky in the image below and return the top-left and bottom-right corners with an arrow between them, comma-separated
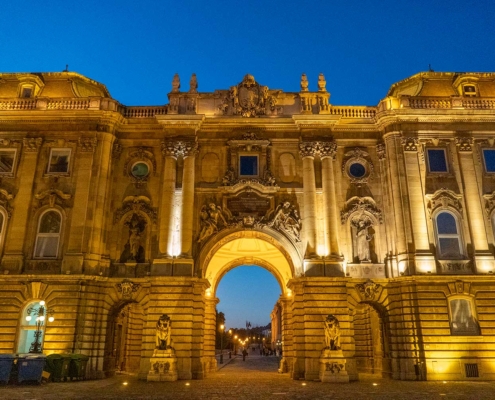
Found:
2,0 -> 494,328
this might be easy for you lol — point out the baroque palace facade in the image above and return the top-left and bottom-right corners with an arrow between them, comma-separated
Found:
0,70 -> 495,381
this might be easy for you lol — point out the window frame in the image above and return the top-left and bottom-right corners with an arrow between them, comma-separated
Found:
17,300 -> 47,353
33,209 -> 63,259
46,148 -> 72,175
482,149 -> 495,174
434,210 -> 463,259
426,148 -> 449,173
238,154 -> 259,178
462,84 -> 477,97
0,148 -> 17,176
448,296 -> 481,336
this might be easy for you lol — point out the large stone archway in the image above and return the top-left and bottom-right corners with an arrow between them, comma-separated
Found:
200,230 -> 299,375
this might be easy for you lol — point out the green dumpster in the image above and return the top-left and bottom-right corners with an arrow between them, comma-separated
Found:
45,354 -> 71,382
69,354 -> 89,381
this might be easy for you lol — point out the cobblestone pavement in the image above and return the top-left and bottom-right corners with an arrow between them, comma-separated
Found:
2,355 -> 495,399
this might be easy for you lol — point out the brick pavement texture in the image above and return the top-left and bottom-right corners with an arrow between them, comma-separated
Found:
1,355 -> 495,400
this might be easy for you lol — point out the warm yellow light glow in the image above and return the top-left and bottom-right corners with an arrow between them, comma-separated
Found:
206,289 -> 211,297
220,324 -> 224,331
39,300 -> 45,306
185,383 -> 190,386
373,383 -> 378,386
48,316 -> 54,323
123,382 -> 128,386
25,316 -> 32,322
317,244 -> 328,257
39,316 -> 45,322
234,335 -> 238,339
302,383 -> 307,386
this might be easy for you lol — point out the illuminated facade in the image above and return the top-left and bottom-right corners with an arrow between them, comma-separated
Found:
1,70 -> 495,381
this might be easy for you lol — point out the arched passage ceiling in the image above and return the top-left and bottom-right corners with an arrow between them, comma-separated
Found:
204,237 -> 293,296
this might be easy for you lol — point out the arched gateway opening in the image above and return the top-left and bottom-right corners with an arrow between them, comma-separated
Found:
200,230 -> 300,375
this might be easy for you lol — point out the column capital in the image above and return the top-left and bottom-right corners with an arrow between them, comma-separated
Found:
299,141 -> 318,158
455,137 -> 473,152
318,141 -> 337,159
161,139 -> 198,158
401,136 -> 418,152
23,137 -> 43,152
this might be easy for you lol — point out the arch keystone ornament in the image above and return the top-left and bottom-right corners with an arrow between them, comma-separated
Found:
355,279 -> 381,301
116,279 -> 140,299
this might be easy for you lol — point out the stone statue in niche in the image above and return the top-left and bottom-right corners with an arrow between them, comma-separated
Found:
119,213 -> 146,263
267,201 -> 301,242
156,314 -> 173,350
352,216 -> 374,262
324,315 -> 341,350
197,202 -> 231,243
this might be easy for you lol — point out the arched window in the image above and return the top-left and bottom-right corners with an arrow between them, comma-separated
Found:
448,297 -> 480,336
18,300 -> 46,353
434,211 -> 462,259
34,210 -> 62,258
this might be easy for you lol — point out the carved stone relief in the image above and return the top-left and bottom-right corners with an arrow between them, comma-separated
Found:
116,279 -> 140,298
119,213 -> 147,263
218,74 -> 269,117
355,279 -> 381,301
114,196 -> 158,224
426,190 -> 463,217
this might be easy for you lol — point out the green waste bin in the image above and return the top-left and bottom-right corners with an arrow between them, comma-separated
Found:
69,354 -> 89,381
45,354 -> 71,382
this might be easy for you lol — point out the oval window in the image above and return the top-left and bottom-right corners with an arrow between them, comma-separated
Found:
131,162 -> 150,178
349,162 -> 366,178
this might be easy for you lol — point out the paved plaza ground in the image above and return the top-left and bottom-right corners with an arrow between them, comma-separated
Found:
2,354 -> 495,399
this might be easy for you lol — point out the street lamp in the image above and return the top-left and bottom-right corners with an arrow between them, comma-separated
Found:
219,324 -> 225,364
25,300 -> 54,353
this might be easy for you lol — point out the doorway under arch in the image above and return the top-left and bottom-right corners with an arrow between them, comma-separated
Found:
201,231 -> 299,375
104,302 -> 145,376
353,302 -> 392,379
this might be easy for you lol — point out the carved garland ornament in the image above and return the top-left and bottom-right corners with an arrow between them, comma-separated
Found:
426,190 -> 463,217
114,195 -> 158,224
341,196 -> 383,224
0,188 -> 14,218
161,140 -> 198,158
35,188 -> 72,208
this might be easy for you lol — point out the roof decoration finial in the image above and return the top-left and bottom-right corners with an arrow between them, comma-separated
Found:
300,73 -> 309,92
171,73 -> 180,93
189,73 -> 198,93
318,73 -> 327,92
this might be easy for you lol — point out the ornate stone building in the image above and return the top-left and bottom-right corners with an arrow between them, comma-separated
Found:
1,70 -> 495,381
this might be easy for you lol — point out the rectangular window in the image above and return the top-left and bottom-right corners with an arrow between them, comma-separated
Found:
483,149 -> 495,173
47,148 -> 71,174
239,155 -> 258,177
21,87 -> 33,98
0,149 -> 16,174
427,149 -> 448,173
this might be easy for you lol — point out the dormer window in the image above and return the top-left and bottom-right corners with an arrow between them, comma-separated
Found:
21,87 -> 33,98
463,84 -> 477,97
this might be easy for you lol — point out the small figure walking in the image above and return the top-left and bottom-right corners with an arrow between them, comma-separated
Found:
242,349 -> 248,361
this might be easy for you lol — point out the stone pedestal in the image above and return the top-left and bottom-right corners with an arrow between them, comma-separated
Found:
319,349 -> 349,383
147,349 -> 178,382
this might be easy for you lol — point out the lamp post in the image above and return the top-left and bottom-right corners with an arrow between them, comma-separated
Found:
219,324 -> 225,364
234,335 -> 238,354
25,300 -> 54,354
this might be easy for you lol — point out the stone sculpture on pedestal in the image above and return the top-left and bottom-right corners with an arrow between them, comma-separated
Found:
320,315 -> 349,383
147,314 -> 178,382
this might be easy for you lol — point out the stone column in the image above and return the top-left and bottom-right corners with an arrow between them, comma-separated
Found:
401,137 -> 434,274
159,140 -> 178,256
1,138 -> 42,273
86,132 -> 115,273
179,141 -> 198,257
299,142 -> 318,259
63,137 -> 97,274
455,137 -> 495,272
384,134 -> 409,275
320,141 -> 340,257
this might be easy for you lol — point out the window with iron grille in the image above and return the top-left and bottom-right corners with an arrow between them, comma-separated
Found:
465,363 -> 479,378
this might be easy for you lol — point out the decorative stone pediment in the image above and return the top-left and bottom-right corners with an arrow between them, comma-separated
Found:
341,196 -> 382,224
35,188 -> 72,208
426,189 -> 463,217
114,195 -> 158,223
